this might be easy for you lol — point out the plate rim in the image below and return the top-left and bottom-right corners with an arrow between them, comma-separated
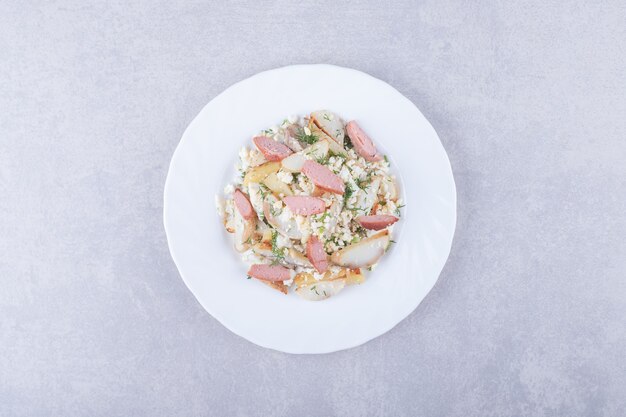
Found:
163,63 -> 457,354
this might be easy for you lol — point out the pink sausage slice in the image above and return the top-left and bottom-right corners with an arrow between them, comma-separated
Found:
233,189 -> 256,220
356,214 -> 399,230
306,235 -> 328,274
283,196 -> 326,216
247,264 -> 292,282
346,121 -> 383,162
302,160 -> 345,194
252,136 -> 293,161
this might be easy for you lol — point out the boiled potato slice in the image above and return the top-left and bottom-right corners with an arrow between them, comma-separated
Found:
233,207 -> 256,252
243,161 -> 280,186
262,172 -> 293,196
354,177 -> 380,215
281,153 -> 306,172
263,195 -> 303,240
301,140 -> 329,161
330,230 -> 390,268
293,272 -> 316,287
310,110 -> 345,146
309,123 -> 346,156
380,175 -> 399,201
281,140 -> 330,173
259,279 -> 288,294
295,279 -> 346,301
345,268 -> 365,285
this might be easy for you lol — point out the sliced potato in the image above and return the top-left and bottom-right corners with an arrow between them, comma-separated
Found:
281,153 -> 306,172
247,182 -> 265,218
262,172 -> 293,196
233,208 -> 256,252
310,110 -> 345,146
261,228 -> 273,242
288,248 -> 312,267
325,137 -> 347,157
263,196 -> 303,240
295,279 -> 346,301
293,272 -> 316,287
223,199 -> 235,233
281,140 -> 330,172
243,162 -> 280,186
345,268 -> 365,285
380,175 -> 399,201
330,230 -> 390,268
309,123 -> 346,156
318,201 -> 342,240
354,177 -> 380,215
259,279 -> 288,294
301,140 -> 329,161
251,243 -> 312,268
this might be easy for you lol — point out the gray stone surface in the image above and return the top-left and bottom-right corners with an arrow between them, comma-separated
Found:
1,1 -> 625,416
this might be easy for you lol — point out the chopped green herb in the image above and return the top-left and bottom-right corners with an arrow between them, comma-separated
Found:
394,203 -> 406,217
343,183 -> 354,207
311,285 -> 319,295
269,203 -> 282,217
295,127 -> 318,144
246,275 -> 252,280
258,183 -> 269,200
316,211 -> 329,223
355,171 -> 373,190
384,155 -> 389,165
323,114 -> 331,121
315,155 -> 329,165
262,128 -> 274,135
271,230 -> 285,262
323,290 -> 328,297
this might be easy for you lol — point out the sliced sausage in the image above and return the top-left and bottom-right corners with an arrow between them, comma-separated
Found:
252,136 -> 293,161
233,189 -> 256,220
346,121 -> 382,162
282,196 -> 326,216
306,235 -> 328,274
247,264 -> 292,282
356,214 -> 399,230
302,160 -> 345,194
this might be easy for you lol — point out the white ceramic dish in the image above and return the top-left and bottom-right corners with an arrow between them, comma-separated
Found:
164,64 -> 456,354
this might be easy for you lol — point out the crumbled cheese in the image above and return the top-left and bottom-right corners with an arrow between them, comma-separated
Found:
276,233 -> 291,248
313,271 -> 325,281
276,171 -> 293,184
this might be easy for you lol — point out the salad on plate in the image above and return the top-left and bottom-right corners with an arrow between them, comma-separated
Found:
216,110 -> 403,301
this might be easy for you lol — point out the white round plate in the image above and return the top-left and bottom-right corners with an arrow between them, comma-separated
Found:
164,64 -> 456,354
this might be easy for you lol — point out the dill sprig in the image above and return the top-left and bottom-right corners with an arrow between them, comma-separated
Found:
270,230 -> 285,262
295,127 -> 318,145
343,183 -> 354,208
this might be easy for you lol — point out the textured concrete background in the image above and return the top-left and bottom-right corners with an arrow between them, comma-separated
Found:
1,1 -> 625,416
